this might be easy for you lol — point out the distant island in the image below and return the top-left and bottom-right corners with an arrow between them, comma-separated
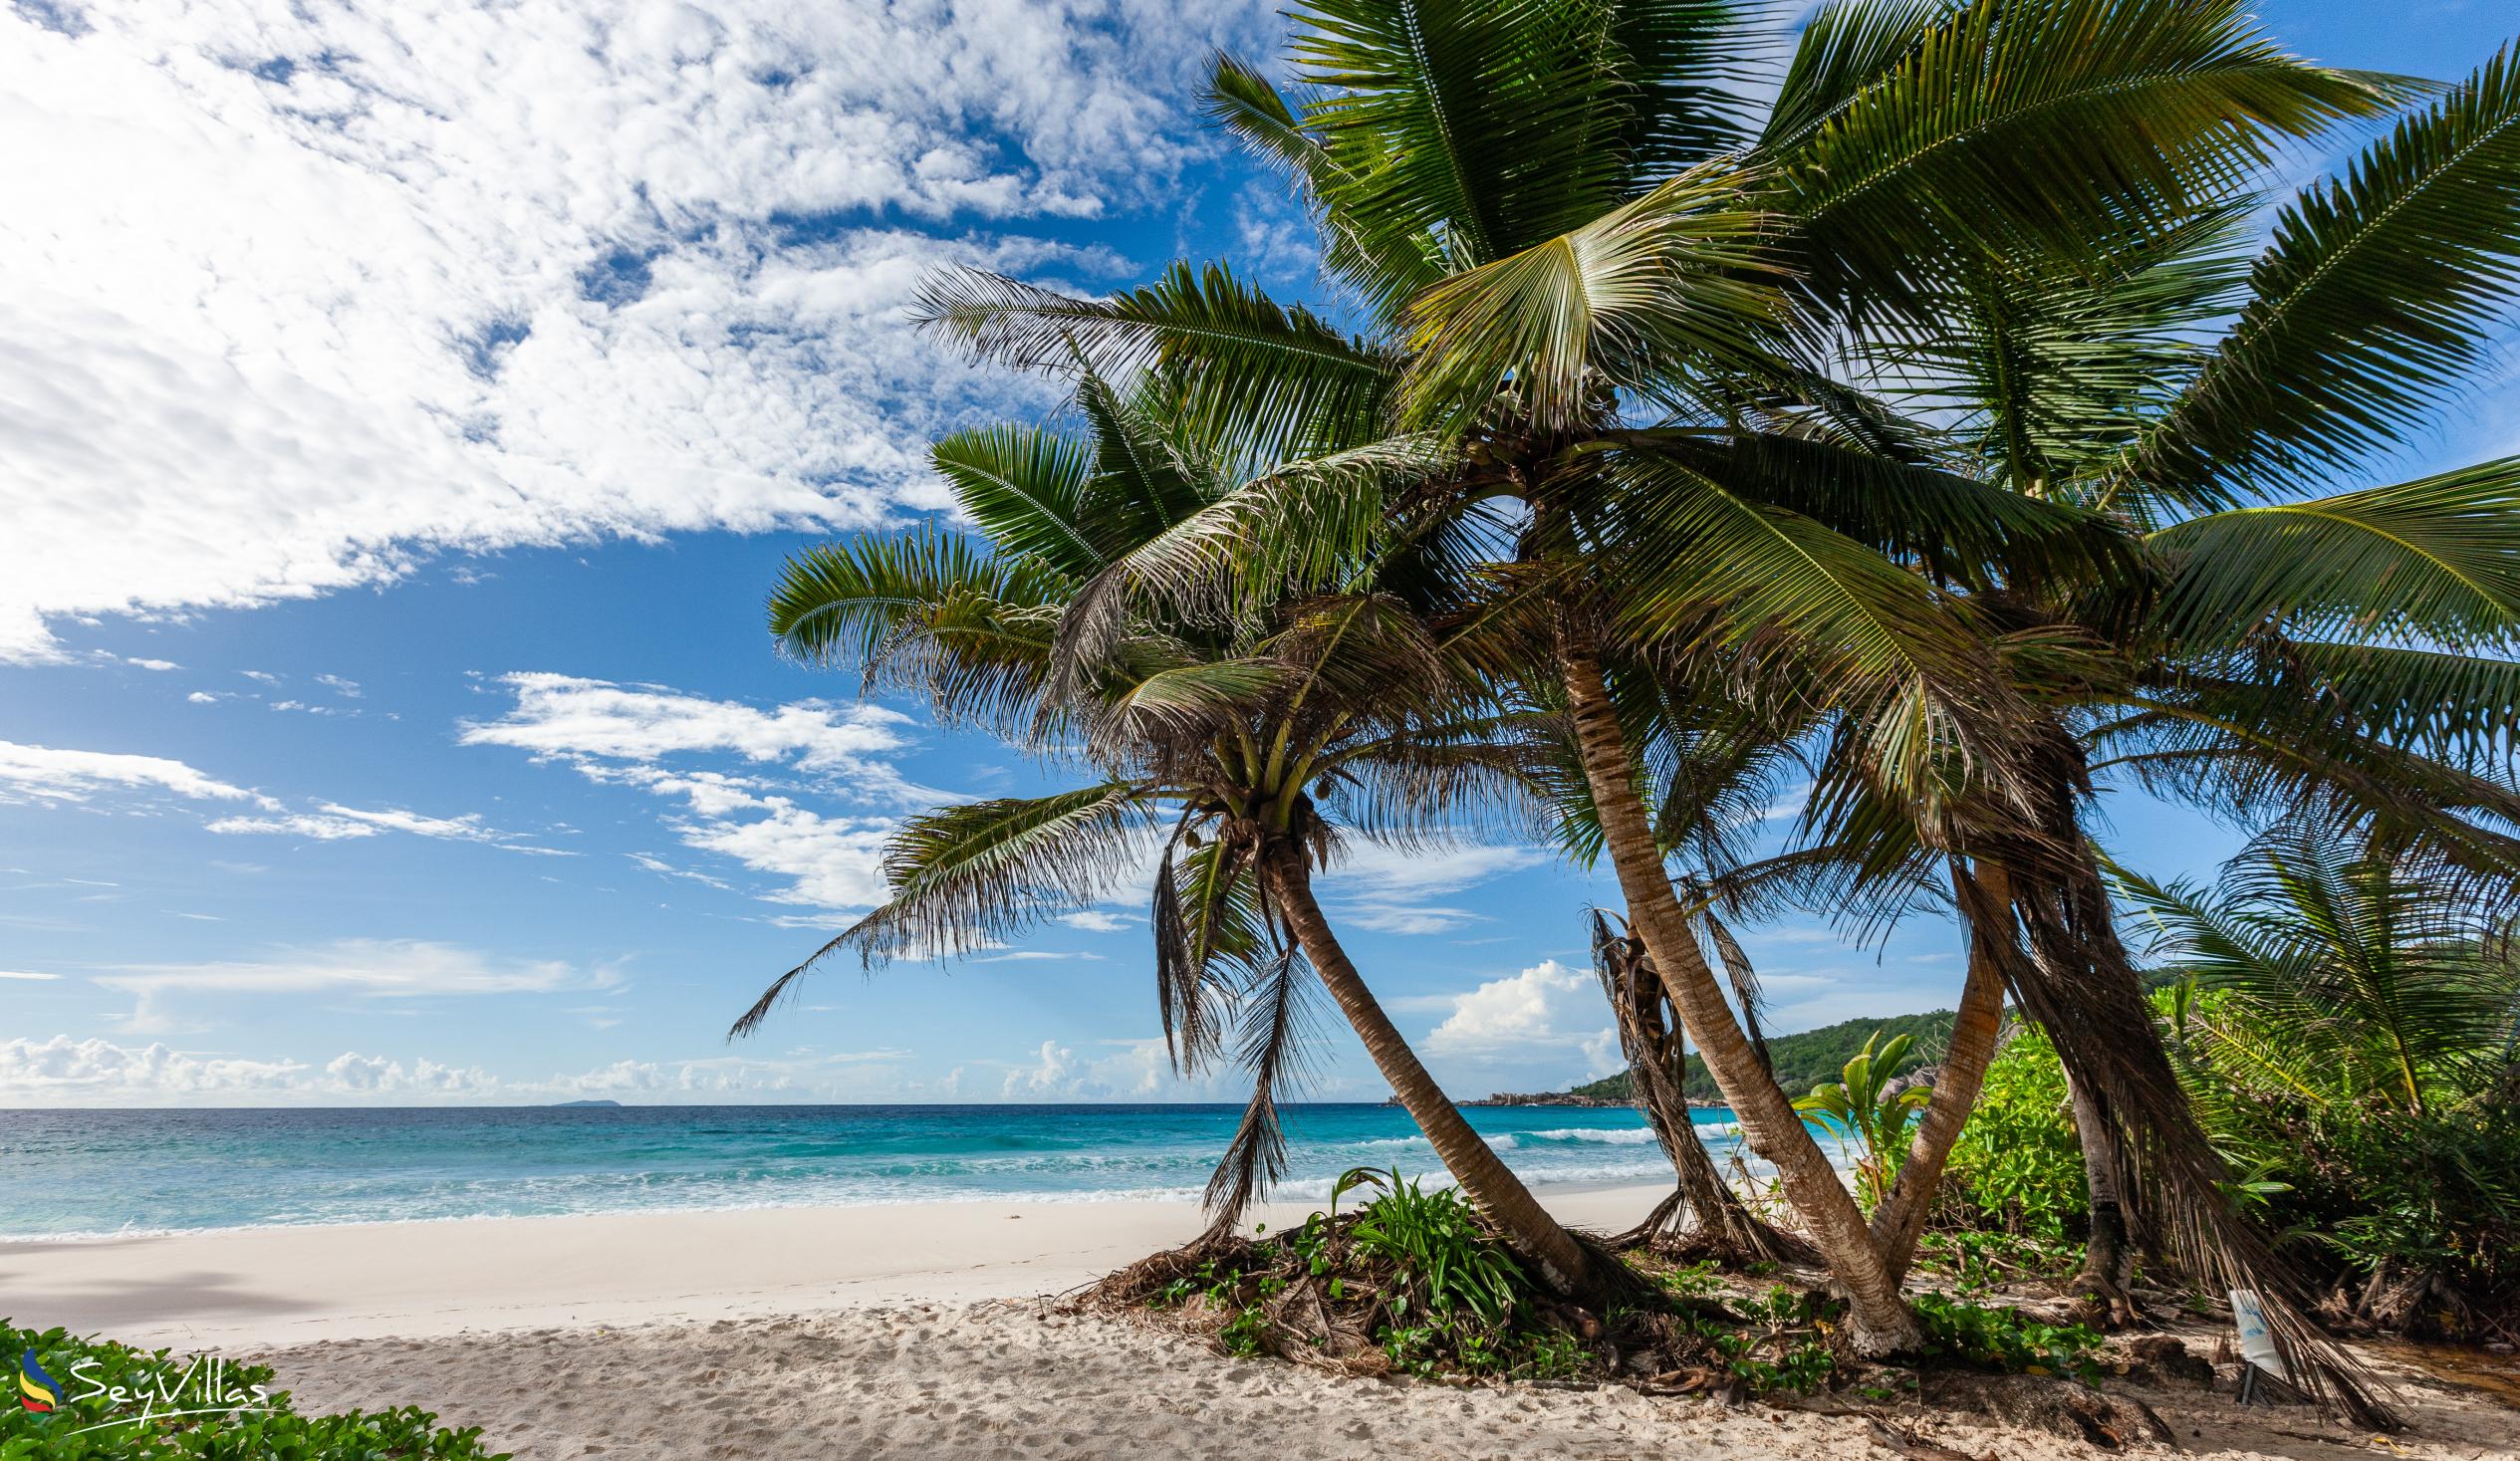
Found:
1469,1009 -> 1958,1106
555,1098 -> 624,1107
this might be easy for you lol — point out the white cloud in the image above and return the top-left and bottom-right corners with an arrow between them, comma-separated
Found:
91,937 -> 613,1032
464,672 -> 936,907
999,1036 -> 1192,1100
1319,842 -> 1550,936
461,671 -> 915,783
1341,904 -> 1485,936
675,801 -> 894,908
0,969 -> 62,981
0,739 -> 271,807
1423,959 -> 1617,1064
0,0 -> 1276,661
205,802 -> 568,853
124,656 -> 180,671
1330,843 -> 1550,896
1056,910 -> 1130,933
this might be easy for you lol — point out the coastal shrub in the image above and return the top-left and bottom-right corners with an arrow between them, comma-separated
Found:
1942,1027 -> 2086,1239
1108,1173 -> 1853,1397
2165,989 -> 2520,1331
1910,1294 -> 2104,1382
1911,1230 -> 2081,1298
2,1321 -> 505,1460
1332,1167 -> 1527,1335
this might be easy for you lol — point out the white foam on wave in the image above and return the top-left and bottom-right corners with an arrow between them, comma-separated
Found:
1524,1125 -> 1658,1145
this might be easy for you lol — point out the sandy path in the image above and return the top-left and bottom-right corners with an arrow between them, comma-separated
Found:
2,1185 -> 1666,1350
264,1301 -> 2519,1461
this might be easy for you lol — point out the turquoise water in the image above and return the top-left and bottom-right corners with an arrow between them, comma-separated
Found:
0,1103 -> 1758,1239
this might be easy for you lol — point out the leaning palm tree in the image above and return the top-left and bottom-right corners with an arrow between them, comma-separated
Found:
911,0 -> 2520,1399
728,372 -> 1602,1290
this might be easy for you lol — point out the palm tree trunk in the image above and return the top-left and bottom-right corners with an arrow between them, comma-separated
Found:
1871,860 -> 2013,1284
1599,931 -> 1800,1264
1259,840 -> 1593,1294
1557,624 -> 1919,1353
2067,1068 -> 2139,1325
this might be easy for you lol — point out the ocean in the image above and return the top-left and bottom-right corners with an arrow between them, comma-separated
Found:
0,1102 -> 1758,1240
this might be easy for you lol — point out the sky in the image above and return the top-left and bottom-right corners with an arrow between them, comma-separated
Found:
3,0 -> 2515,1107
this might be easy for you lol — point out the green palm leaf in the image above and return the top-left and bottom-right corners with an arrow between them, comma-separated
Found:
1396,162 -> 1791,431
2149,459 -> 2520,649
2131,43 -> 2520,504
1288,0 -> 1631,269
914,263 -> 1399,471
1775,0 -> 2388,309
930,425 -> 1103,578
728,783 -> 1163,1036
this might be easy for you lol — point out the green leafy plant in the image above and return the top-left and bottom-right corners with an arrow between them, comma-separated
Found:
1794,1030 -> 1932,1210
1912,1230 -> 2081,1298
1911,1294 -> 2105,1382
1334,1167 -> 1528,1334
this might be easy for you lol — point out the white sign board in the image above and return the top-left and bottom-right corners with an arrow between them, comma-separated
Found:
2228,1288 -> 2286,1377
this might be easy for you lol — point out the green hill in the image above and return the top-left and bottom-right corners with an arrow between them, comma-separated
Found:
1572,1009 -> 1958,1104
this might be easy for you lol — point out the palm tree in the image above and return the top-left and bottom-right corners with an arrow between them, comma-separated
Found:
727,373 -> 1601,1290
909,0 -> 2520,1396
2115,831 -> 2520,1123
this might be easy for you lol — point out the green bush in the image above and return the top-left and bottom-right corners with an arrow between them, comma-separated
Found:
2168,991 -> 2520,1316
1329,1168 -> 1533,1373
4,1321 -> 504,1460
1942,1027 -> 2086,1238
1911,1294 -> 2103,1382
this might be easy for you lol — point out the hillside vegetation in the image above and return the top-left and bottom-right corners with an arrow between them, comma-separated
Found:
1570,1011 -> 1958,1105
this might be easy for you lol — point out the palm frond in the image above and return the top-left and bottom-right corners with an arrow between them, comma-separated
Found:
1396,162 -> 1792,431
2149,459 -> 2520,650
768,527 -> 1067,735
780,785 -> 1163,996
930,424 -> 1104,578
1204,945 -> 1326,1233
2130,43 -> 2520,504
1777,0 -> 2390,312
1287,0 -> 1632,269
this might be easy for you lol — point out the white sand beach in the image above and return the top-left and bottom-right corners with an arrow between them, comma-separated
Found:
10,1185 -> 2517,1460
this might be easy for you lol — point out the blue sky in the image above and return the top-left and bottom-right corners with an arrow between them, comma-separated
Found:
4,0 -> 2515,1106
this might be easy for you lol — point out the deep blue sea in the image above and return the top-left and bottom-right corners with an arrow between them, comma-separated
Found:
0,1103 -> 1758,1239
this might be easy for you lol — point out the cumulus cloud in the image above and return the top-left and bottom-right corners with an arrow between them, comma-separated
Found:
0,739 -> 272,807
675,802 -> 895,909
461,672 -> 916,786
0,0 -> 1277,661
1423,959 -> 1618,1072
999,1036 -> 1194,1100
0,1033 -> 915,1104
